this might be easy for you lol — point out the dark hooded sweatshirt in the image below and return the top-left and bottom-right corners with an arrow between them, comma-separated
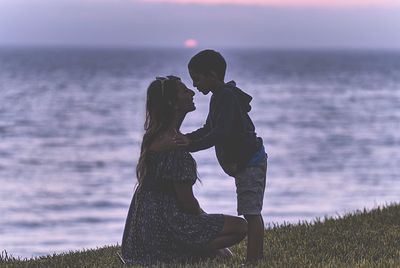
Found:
187,81 -> 262,177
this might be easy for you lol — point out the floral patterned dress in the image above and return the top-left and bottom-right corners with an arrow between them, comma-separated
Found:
121,150 -> 224,265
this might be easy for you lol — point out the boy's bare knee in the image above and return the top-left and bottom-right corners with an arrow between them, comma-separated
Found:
244,214 -> 262,222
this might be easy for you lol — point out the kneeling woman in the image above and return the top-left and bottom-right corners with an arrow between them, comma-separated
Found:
121,76 -> 247,265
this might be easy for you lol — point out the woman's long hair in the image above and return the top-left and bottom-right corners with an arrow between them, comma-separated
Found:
136,76 -> 181,187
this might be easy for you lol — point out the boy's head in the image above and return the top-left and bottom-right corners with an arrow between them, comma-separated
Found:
188,49 -> 226,95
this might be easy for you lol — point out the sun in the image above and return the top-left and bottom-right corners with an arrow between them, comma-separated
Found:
184,39 -> 198,48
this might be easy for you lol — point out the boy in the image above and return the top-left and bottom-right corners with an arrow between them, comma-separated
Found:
174,49 -> 268,263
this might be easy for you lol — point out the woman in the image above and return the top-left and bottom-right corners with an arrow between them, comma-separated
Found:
121,76 -> 247,265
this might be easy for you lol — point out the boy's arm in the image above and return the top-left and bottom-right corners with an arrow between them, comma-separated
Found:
187,90 -> 235,152
185,115 -> 211,141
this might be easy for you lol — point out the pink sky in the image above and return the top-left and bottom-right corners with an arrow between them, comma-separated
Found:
1,0 -> 399,48
142,0 -> 399,7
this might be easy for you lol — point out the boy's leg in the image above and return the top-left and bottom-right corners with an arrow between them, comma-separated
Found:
244,214 -> 264,262
235,157 -> 267,263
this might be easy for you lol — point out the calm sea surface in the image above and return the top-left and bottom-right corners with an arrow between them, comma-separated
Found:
0,48 -> 399,258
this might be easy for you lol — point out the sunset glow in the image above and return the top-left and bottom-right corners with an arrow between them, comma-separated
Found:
184,39 -> 198,48
142,0 -> 399,7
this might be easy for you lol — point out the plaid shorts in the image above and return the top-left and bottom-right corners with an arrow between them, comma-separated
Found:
234,155 -> 267,215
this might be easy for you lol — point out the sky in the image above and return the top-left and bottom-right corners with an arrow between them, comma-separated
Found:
0,0 -> 400,49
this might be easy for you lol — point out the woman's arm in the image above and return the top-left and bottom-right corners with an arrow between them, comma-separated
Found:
173,182 -> 202,215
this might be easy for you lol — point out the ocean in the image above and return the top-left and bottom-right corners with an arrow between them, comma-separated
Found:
0,48 -> 399,258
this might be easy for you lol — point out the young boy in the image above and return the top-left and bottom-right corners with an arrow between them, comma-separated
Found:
175,49 -> 268,263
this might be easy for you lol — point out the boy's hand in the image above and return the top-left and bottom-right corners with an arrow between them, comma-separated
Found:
173,132 -> 191,147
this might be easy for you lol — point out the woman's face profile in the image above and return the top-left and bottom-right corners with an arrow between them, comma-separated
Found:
174,81 -> 196,113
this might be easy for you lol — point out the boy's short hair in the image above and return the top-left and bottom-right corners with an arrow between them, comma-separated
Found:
188,49 -> 227,81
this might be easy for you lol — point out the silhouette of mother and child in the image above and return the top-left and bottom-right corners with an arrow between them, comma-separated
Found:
120,50 -> 268,265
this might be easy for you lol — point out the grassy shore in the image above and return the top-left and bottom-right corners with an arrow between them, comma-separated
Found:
1,204 -> 399,267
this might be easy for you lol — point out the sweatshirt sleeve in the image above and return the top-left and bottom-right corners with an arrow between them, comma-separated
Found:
186,115 -> 211,141
187,90 -> 235,152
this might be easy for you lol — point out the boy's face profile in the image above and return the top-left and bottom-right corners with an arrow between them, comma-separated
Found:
189,68 -> 214,95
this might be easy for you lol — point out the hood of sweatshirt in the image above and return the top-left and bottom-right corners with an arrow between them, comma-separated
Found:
226,80 -> 253,113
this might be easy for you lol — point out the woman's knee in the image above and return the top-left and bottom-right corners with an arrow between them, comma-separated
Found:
237,217 -> 248,237
222,215 -> 248,237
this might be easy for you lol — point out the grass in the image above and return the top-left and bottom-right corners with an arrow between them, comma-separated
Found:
1,204 -> 399,267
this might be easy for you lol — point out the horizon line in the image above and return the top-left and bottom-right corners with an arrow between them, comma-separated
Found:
1,44 -> 400,52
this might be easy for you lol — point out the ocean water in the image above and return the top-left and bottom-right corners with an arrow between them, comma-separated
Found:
0,48 -> 399,258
